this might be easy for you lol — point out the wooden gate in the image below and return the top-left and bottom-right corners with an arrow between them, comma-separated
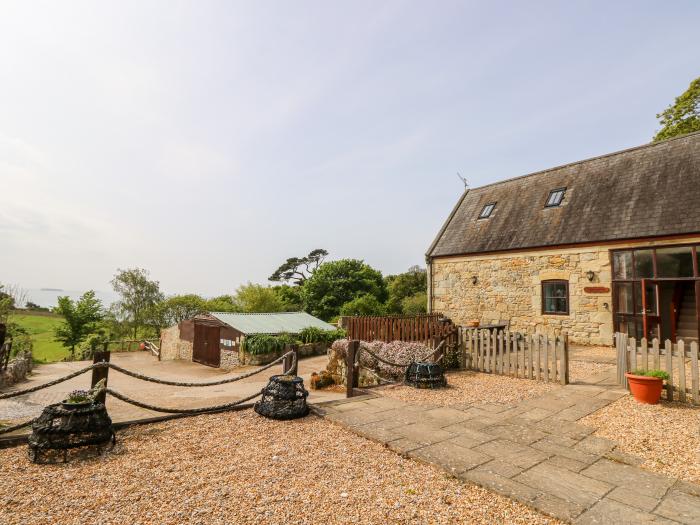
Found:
193,323 -> 221,367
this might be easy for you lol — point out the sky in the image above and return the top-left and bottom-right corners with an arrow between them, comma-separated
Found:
1,1 -> 699,299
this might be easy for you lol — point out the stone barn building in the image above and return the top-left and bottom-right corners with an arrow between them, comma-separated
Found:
160,311 -> 335,369
426,132 -> 700,345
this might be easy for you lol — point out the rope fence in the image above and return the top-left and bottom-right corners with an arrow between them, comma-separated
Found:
0,350 -> 298,436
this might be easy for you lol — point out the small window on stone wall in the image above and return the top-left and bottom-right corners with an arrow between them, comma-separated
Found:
542,280 -> 569,315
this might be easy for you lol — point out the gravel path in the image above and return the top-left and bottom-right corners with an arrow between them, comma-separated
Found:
0,411 -> 561,525
581,396 -> 700,484
374,370 -> 559,406
568,361 -> 615,384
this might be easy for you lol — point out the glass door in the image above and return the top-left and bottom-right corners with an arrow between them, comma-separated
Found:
641,279 -> 661,340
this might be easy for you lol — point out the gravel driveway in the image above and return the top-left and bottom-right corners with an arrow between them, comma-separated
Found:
0,410 -> 561,525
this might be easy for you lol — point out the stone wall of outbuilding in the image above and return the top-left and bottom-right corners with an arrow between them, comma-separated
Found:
429,236 -> 700,346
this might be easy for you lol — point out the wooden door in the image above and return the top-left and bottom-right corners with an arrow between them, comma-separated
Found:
193,323 -> 221,367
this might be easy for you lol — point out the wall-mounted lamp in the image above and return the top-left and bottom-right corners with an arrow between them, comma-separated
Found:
586,270 -> 595,282
471,275 -> 478,285
603,302 -> 609,310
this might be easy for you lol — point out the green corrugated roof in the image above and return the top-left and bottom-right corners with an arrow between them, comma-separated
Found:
209,312 -> 336,335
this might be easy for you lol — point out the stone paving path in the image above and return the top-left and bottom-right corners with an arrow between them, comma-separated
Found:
314,371 -> 700,524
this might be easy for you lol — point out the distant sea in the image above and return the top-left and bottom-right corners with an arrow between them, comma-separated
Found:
24,289 -> 119,309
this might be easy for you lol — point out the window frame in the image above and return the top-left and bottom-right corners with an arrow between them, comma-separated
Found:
544,187 -> 567,208
477,202 -> 497,220
541,279 -> 570,316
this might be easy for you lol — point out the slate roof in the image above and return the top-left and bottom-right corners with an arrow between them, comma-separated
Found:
209,312 -> 336,335
428,132 -> 700,258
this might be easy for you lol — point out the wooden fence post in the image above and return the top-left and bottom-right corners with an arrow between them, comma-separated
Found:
91,342 -> 111,404
560,332 -> 569,385
346,340 -> 359,398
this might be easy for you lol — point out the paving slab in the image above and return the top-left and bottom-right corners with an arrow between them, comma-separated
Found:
655,490 -> 700,524
532,493 -> 586,522
533,436 -> 599,464
537,418 -> 595,440
574,435 -> 617,456
545,455 -> 589,473
386,437 -> 425,455
423,406 -> 472,426
473,459 -> 524,478
514,462 -> 613,507
606,487 -> 661,513
392,423 -> 456,446
460,469 -> 542,504
441,426 -> 496,446
581,459 -> 675,499
482,422 -> 548,445
603,449 -> 644,466
409,440 -> 491,474
518,407 -> 555,422
575,498 -> 677,525
474,439 -> 550,470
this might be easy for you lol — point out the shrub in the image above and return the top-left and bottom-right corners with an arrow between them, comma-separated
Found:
339,294 -> 386,317
242,333 -> 296,355
299,326 -> 347,344
631,369 -> 670,381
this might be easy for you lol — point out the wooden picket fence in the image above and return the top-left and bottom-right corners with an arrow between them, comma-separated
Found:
615,333 -> 700,404
345,313 -> 450,344
461,328 -> 569,384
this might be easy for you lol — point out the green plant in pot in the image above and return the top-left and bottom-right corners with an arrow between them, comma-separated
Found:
61,379 -> 106,409
625,369 -> 669,404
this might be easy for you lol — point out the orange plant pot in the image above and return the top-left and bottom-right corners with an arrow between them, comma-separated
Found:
466,320 -> 480,328
625,373 -> 663,404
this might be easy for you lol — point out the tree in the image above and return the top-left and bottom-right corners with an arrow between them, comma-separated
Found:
273,284 -> 304,311
654,76 -> 700,141
233,283 -> 286,312
0,284 -> 14,322
302,259 -> 387,321
269,249 -> 328,285
150,294 -> 208,329
111,268 -> 164,338
401,292 -> 428,315
205,295 -> 239,313
384,265 -> 427,314
53,291 -> 104,359
340,294 -> 386,316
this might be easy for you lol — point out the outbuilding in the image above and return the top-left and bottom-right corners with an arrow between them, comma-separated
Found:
159,311 -> 336,369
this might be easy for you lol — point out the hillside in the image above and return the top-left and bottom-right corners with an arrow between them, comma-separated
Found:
10,311 -> 67,363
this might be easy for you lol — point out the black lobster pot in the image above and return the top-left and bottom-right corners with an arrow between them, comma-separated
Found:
28,402 -> 115,463
404,362 -> 447,389
254,375 -> 309,420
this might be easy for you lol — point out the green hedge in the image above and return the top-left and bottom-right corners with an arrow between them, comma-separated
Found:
242,328 -> 347,355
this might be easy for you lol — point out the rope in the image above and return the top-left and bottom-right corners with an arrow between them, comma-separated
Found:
0,364 -> 99,400
105,351 -> 293,387
106,388 -> 261,414
359,366 -> 396,385
358,338 -> 449,369
0,351 -> 295,400
0,419 -> 34,435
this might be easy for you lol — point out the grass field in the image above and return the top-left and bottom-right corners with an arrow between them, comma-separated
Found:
10,311 -> 69,363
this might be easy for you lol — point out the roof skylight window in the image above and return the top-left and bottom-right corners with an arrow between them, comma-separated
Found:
545,188 -> 566,207
478,202 -> 496,219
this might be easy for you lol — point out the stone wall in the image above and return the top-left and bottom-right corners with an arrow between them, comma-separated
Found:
430,236 -> 700,346
219,348 -> 240,370
159,324 -> 193,362
0,351 -> 33,389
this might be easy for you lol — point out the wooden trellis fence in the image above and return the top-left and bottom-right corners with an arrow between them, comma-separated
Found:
345,313 -> 449,344
615,333 -> 700,404
460,328 -> 569,385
